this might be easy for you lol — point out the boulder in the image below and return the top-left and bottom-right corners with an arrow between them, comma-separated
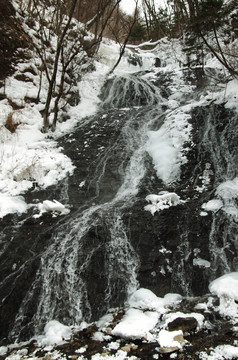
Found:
167,316 -> 198,333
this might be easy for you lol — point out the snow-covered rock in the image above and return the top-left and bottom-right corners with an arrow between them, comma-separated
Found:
111,308 -> 159,340
0,194 -> 28,218
209,272 -> 238,320
201,199 -> 223,213
145,192 -> 183,215
209,272 -> 238,301
37,320 -> 72,346
158,329 -> 185,353
34,199 -> 70,218
128,288 -> 165,311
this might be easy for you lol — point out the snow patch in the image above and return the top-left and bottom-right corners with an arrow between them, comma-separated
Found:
201,199 -> 223,213
209,273 -> 238,320
0,194 -> 28,218
128,288 -> 165,311
147,127 -> 179,183
163,293 -> 182,305
0,104 -> 74,217
37,320 -> 72,346
97,313 -> 114,330
224,79 -> 238,111
147,108 -> 192,184
216,178 -> 238,201
0,347 -> 8,356
201,177 -> 238,219
158,329 -> 184,349
209,272 -> 238,301
111,308 -> 159,340
92,331 -> 112,342
34,200 -> 70,218
145,192 -> 183,215
199,344 -> 238,360
193,258 -> 211,268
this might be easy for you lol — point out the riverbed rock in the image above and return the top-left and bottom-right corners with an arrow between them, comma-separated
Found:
167,316 -> 198,333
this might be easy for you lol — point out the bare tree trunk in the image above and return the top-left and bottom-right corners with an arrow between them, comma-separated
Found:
42,0 -> 78,132
36,67 -> 43,103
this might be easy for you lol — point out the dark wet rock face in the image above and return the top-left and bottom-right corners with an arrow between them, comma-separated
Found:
0,68 -> 238,345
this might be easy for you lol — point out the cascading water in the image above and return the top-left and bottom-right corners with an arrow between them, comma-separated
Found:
100,74 -> 162,108
1,50 -> 238,345
4,72 -> 165,342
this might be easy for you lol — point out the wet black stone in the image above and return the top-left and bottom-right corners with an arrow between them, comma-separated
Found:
127,53 -> 143,67
167,317 -> 198,332
155,57 -> 161,67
